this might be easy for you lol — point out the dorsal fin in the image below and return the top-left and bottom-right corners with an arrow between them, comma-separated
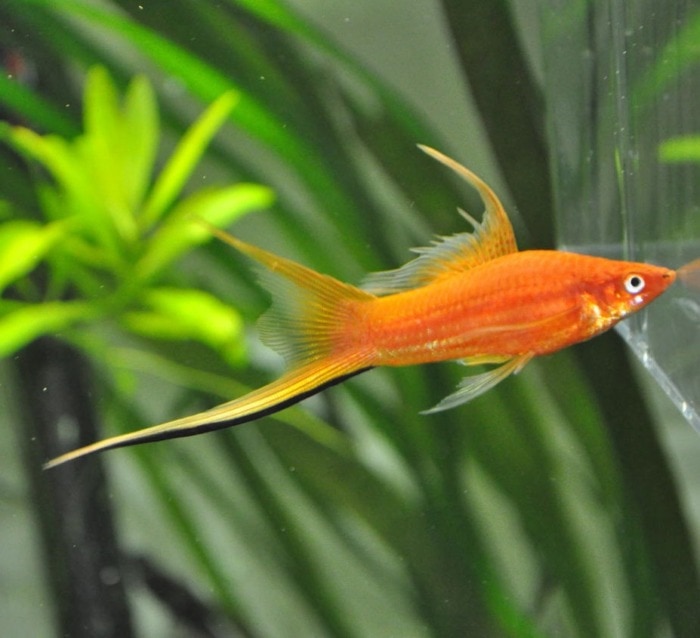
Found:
362,145 -> 518,295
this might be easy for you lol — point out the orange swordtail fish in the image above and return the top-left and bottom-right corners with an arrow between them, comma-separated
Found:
44,146 -> 676,469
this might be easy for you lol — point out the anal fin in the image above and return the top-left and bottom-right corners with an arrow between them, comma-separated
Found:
421,353 -> 533,414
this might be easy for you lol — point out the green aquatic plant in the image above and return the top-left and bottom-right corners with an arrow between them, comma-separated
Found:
0,66 -> 270,358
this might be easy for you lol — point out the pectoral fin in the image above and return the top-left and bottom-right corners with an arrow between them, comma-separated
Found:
421,353 -> 533,414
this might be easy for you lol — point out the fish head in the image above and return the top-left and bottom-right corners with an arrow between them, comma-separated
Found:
587,260 -> 676,321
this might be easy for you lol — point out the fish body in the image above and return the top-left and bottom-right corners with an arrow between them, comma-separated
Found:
361,250 -> 674,366
44,146 -> 676,468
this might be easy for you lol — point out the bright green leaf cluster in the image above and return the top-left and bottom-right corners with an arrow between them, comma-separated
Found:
0,66 -> 273,358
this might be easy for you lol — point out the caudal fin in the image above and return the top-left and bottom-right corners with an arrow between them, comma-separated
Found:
44,354 -> 373,469
206,224 -> 375,365
44,226 -> 377,469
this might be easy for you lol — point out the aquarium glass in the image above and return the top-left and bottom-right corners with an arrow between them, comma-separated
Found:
540,0 -> 700,430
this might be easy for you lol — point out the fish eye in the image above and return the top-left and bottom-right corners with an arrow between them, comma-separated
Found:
624,274 -> 645,294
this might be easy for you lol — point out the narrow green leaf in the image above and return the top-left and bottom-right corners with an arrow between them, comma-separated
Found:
82,67 -> 159,215
54,0 -> 236,98
140,91 -> 238,229
659,136 -> 700,163
120,437 -> 244,620
226,0 -> 440,142
0,73 -> 79,137
83,65 -> 121,145
0,220 -> 67,293
77,67 -> 140,245
0,300 -> 92,358
2,125 -> 83,207
0,200 -> 13,221
121,74 -> 159,210
634,11 -> 700,107
136,183 -> 273,280
52,0 -> 293,149
218,430 -> 361,638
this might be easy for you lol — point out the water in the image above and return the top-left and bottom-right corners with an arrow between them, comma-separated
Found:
540,0 -> 700,432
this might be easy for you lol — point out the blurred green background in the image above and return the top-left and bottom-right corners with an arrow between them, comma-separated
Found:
1,1 -> 699,637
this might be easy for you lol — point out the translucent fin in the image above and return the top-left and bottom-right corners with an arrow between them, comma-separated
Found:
363,145 -> 518,295
421,354 -> 533,414
205,224 -> 374,366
